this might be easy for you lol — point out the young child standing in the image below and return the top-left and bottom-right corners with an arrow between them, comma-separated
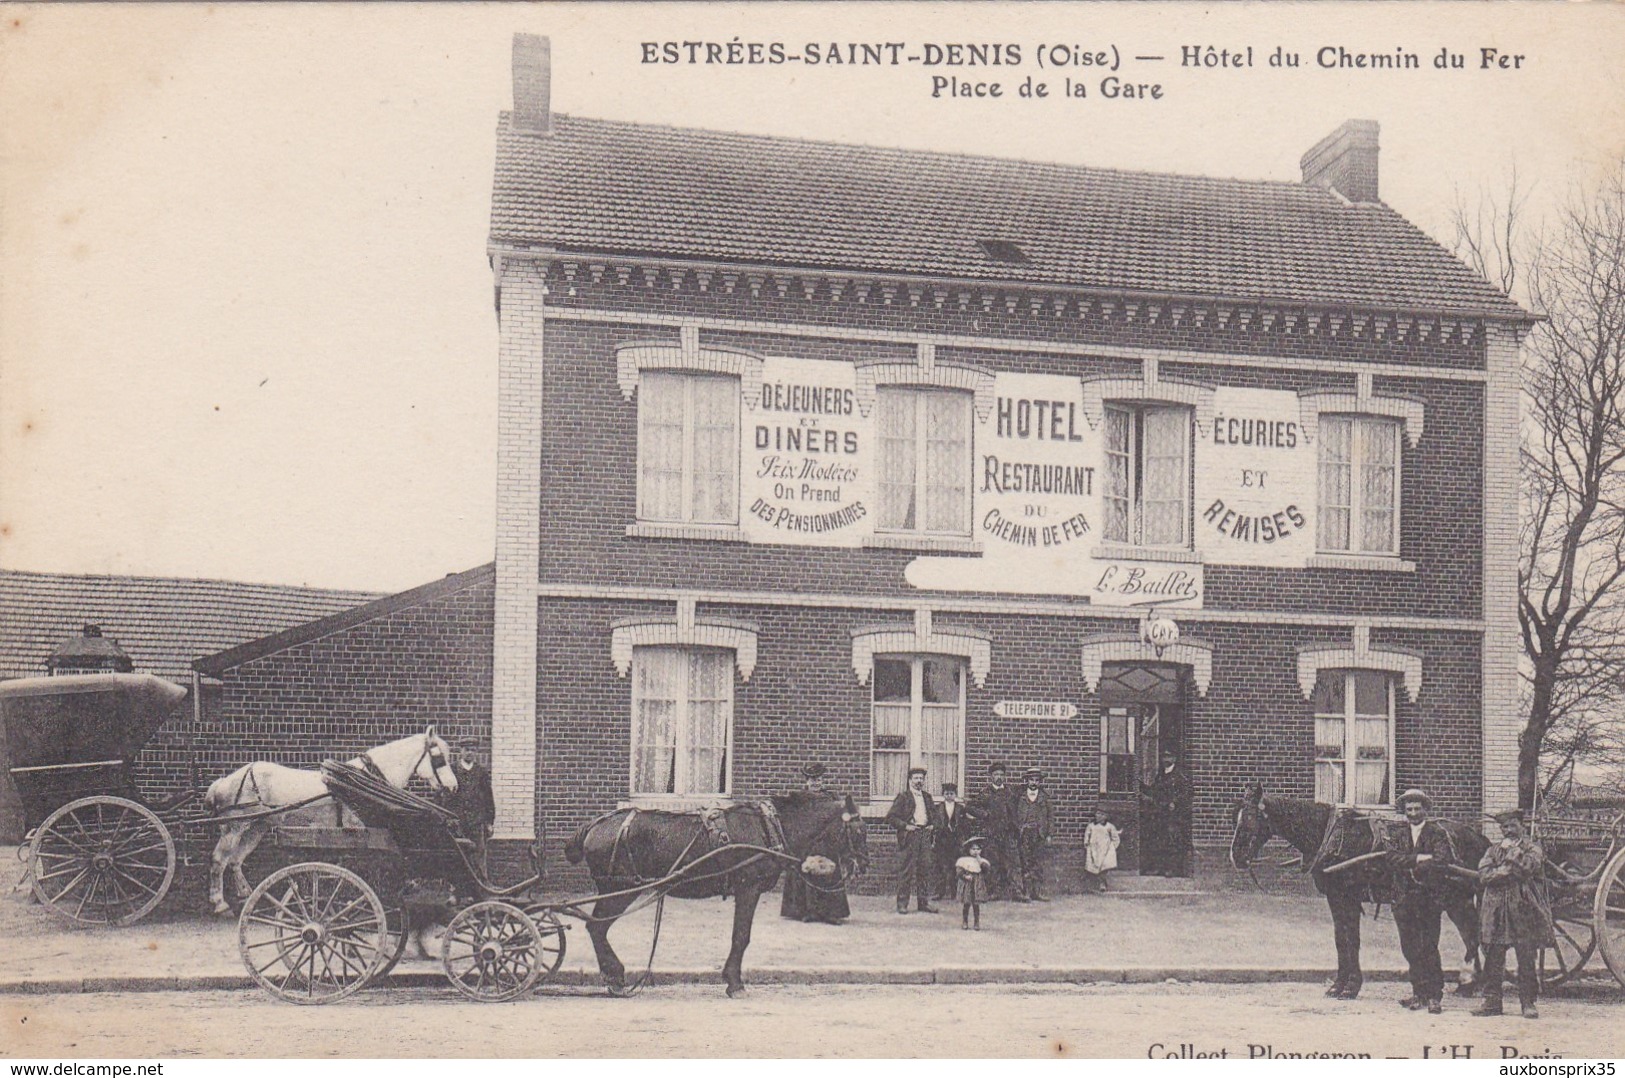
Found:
956,836 -> 991,930
1083,808 -> 1121,893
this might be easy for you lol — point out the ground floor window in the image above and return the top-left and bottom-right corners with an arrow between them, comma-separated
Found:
631,646 -> 732,795
871,655 -> 963,797
1312,669 -> 1394,806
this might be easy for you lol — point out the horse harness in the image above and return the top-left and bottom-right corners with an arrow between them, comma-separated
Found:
600,802 -> 789,889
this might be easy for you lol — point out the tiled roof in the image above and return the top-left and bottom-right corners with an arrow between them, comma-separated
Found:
490,114 -> 1528,318
194,564 -> 493,678
0,570 -> 382,684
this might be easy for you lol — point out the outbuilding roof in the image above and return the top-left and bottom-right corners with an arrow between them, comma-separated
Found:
193,564 -> 493,678
490,113 -> 1527,319
0,570 -> 381,684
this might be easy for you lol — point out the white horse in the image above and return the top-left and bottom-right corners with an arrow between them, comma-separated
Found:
204,726 -> 459,914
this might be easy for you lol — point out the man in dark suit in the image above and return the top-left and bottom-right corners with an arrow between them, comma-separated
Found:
1013,767 -> 1056,900
931,782 -> 979,900
1389,788 -> 1455,1014
971,762 -> 1022,900
884,766 -> 938,914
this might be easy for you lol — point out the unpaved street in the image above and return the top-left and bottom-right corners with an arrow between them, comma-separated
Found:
5,983 -> 1619,1059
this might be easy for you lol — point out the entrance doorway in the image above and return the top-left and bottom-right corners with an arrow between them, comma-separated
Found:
1096,663 -> 1189,876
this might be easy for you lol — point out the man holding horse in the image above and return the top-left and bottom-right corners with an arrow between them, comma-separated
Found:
885,765 -> 939,913
1471,808 -> 1555,1020
1390,787 -> 1455,1014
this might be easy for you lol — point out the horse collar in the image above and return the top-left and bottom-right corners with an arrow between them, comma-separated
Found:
360,753 -> 388,781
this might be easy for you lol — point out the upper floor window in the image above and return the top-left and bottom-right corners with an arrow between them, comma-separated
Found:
1318,415 -> 1399,555
1312,669 -> 1393,807
638,371 -> 739,525
876,388 -> 972,536
1103,404 -> 1190,547
871,655 -> 964,798
631,646 -> 732,795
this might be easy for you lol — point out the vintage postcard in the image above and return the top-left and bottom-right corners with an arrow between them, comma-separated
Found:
2,1 -> 1624,1062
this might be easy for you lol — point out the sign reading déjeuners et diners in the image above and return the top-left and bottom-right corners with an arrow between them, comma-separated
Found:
741,357 -> 872,546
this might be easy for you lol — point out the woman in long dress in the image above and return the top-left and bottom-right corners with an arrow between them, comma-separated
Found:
779,762 -> 852,925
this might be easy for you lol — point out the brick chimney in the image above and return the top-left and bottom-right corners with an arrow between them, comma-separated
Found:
1300,120 -> 1380,203
512,33 -> 552,136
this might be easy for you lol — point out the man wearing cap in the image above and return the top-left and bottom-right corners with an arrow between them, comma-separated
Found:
1389,788 -> 1456,1014
931,781 -> 980,901
1141,750 -> 1193,877
884,766 -> 938,914
971,762 -> 1022,900
780,762 -> 851,925
1013,767 -> 1055,901
1471,808 -> 1555,1019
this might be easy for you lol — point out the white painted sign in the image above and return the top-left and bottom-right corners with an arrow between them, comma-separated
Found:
729,371 -> 1315,600
1195,387 -> 1316,567
741,357 -> 872,546
993,701 -> 1079,719
1087,559 -> 1203,607
907,371 -> 1110,597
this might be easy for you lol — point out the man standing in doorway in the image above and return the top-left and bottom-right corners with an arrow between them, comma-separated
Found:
1141,751 -> 1192,876
1389,788 -> 1454,1014
1013,767 -> 1055,900
885,766 -> 938,914
972,762 -> 1022,900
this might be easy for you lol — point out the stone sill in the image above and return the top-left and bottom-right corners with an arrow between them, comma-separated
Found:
1306,555 -> 1417,573
625,522 -> 748,542
619,795 -> 737,811
1089,545 -> 1203,564
863,534 -> 983,554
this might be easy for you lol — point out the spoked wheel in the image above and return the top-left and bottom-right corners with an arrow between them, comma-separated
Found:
30,796 -> 176,927
1594,846 -> 1625,987
372,905 -> 411,983
238,862 -> 388,1005
442,901 -> 544,1002
1539,911 -> 1596,987
526,907 -> 568,984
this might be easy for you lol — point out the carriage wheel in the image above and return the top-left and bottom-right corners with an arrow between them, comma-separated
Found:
238,862 -> 388,1005
371,905 -> 411,983
525,907 -> 568,983
1539,911 -> 1596,987
442,901 -> 544,1002
30,796 -> 176,927
1593,846 -> 1625,987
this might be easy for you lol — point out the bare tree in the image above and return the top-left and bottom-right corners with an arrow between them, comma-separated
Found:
1459,164 -> 1625,807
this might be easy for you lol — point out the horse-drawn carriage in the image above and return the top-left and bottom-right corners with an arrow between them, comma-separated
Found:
4,673 -> 197,926
1528,808 -> 1625,987
239,770 -> 867,1004
1230,783 -> 1625,995
6,671 -> 867,1004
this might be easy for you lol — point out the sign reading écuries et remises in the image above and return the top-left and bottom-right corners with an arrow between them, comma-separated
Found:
1194,387 -> 1316,567
725,363 -> 1332,602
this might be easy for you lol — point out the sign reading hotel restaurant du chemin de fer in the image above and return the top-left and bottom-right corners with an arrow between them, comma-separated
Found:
737,363 -> 1334,606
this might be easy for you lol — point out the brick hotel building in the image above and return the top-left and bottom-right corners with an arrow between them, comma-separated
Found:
192,35 -> 1531,886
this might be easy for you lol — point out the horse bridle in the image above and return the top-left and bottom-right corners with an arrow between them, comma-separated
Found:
361,735 -> 456,794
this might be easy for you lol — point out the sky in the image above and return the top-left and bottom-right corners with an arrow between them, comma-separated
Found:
2,2 -> 1623,593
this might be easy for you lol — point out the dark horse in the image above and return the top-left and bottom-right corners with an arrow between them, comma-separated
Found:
1229,782 -> 1486,999
564,794 -> 867,997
